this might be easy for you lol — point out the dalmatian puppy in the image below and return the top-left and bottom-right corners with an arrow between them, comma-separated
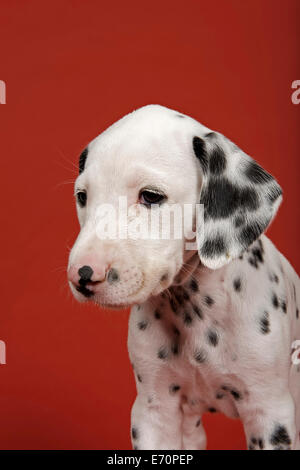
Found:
67,105 -> 300,450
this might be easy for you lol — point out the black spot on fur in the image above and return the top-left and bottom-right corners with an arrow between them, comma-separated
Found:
157,346 -> 168,360
272,292 -> 279,309
192,304 -> 203,319
173,325 -> 180,336
209,145 -> 227,175
245,160 -> 273,184
258,438 -> 264,449
281,300 -> 287,314
270,424 -> 291,447
296,308 -> 299,319
193,137 -> 208,173
230,389 -> 242,401
170,298 -> 178,314
204,295 -> 214,307
201,235 -> 227,259
233,278 -> 242,292
252,247 -> 264,264
196,419 -> 201,427
131,427 -> 138,440
138,320 -> 148,330
169,384 -> 181,394
260,311 -> 270,334
189,279 -> 198,292
171,342 -> 179,355
79,148 -> 88,174
176,114 -> 185,118
208,407 -> 217,413
269,272 -> 279,283
137,374 -> 142,383
173,291 -> 184,305
207,328 -> 219,347
154,309 -> 161,319
194,348 -> 207,363
182,290 -> 190,301
184,312 -> 193,326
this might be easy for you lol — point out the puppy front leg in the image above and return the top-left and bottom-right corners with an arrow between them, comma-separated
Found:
240,390 -> 297,450
130,393 -> 183,450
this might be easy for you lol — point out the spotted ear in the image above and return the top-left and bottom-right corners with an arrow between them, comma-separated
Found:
193,132 -> 282,269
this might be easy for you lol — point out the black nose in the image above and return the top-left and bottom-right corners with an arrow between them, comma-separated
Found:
78,265 -> 93,283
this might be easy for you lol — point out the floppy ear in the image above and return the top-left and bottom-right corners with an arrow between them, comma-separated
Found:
193,132 -> 282,269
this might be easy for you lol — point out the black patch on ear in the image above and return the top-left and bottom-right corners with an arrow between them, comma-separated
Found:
209,145 -> 227,175
245,161 -> 273,184
238,220 -> 267,248
201,235 -> 227,259
205,132 -> 216,139
234,215 -> 245,228
79,148 -> 88,174
268,185 -> 282,203
239,187 -> 259,211
193,137 -> 208,174
201,177 -> 241,220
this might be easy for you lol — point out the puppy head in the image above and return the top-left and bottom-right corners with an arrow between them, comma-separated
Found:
68,105 -> 282,307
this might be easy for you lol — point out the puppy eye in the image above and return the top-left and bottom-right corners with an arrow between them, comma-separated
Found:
76,190 -> 87,207
139,189 -> 166,207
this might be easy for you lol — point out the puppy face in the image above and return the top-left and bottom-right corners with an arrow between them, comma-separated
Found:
68,105 -> 282,307
68,106 -> 203,308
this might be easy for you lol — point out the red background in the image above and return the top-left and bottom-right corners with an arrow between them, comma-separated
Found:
0,0 -> 299,450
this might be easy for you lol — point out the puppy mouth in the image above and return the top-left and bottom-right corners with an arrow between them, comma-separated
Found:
75,279 -> 102,298
75,284 -> 94,297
